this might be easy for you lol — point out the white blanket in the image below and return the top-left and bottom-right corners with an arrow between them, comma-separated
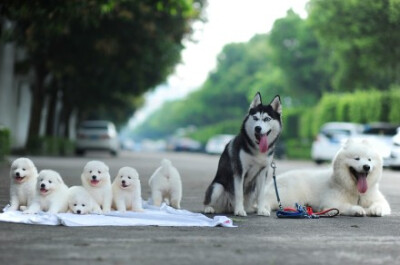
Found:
0,202 -> 235,227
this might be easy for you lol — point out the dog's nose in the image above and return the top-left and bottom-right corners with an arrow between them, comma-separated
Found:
41,183 -> 45,188
92,175 -> 97,180
363,165 -> 370,171
255,126 -> 262,133
122,180 -> 126,184
16,172 -> 20,177
77,210 -> 81,214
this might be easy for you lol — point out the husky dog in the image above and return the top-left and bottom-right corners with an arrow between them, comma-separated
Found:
204,92 -> 282,216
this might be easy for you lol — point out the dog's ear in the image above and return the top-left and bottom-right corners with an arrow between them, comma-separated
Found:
56,173 -> 64,184
249,92 -> 262,110
269,95 -> 282,114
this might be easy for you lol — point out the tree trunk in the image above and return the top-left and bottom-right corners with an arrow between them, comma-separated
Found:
26,63 -> 47,149
45,85 -> 58,137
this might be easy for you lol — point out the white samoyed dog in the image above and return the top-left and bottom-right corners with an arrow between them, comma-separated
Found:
67,186 -> 102,214
264,139 -> 391,216
148,159 -> 182,209
112,167 -> 144,212
9,157 -> 38,211
24,169 -> 69,214
81,160 -> 112,213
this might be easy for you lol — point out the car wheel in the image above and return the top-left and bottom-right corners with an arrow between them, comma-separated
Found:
314,159 -> 324,165
110,150 -> 118,156
75,149 -> 85,156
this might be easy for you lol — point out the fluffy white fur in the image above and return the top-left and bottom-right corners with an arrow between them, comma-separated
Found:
67,186 -> 102,214
264,139 -> 391,216
148,159 -> 182,209
24,169 -> 69,214
112,167 -> 143,212
9,157 -> 38,211
81,160 -> 112,213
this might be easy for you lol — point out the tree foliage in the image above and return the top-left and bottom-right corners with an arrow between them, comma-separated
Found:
1,0 -> 205,144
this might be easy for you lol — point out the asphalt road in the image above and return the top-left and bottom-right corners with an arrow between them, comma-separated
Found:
1,151 -> 400,265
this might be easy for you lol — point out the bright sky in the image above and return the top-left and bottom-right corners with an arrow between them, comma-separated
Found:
128,0 -> 308,129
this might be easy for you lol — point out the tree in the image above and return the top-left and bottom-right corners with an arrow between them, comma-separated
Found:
1,0 -> 205,145
308,0 -> 400,90
269,9 -> 332,106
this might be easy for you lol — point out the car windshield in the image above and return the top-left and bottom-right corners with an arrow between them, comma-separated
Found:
322,129 -> 351,138
81,125 -> 108,130
363,127 -> 397,136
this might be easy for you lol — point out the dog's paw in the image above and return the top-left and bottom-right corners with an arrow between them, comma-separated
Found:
349,205 -> 366,216
234,208 -> 247,217
257,208 -> 271,217
366,204 -> 383,217
23,209 -> 38,214
204,206 -> 215,214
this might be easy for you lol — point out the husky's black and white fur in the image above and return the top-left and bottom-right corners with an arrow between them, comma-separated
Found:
204,93 -> 282,216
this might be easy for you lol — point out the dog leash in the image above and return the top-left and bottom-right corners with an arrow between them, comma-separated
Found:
271,161 -> 339,219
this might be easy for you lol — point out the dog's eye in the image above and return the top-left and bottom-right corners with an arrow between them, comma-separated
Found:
82,204 -> 85,207
252,116 -> 259,121
120,175 -> 123,178
368,158 -> 371,161
22,168 -> 26,171
49,180 -> 52,183
89,170 -> 92,174
355,157 -> 360,161
128,176 -> 131,179
74,204 -> 77,206
263,117 -> 271,122
98,171 -> 101,174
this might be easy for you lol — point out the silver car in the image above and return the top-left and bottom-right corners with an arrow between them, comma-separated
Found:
75,120 -> 119,156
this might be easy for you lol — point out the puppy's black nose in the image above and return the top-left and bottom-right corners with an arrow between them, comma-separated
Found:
77,210 -> 81,214
92,175 -> 97,180
16,172 -> 20,177
41,183 -> 45,188
363,165 -> 370,171
255,126 -> 262,133
122,180 -> 126,184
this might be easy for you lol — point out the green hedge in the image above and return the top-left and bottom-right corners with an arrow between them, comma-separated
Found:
27,136 -> 75,156
0,127 -> 11,161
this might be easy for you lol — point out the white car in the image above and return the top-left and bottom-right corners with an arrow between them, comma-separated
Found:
388,127 -> 400,169
355,123 -> 398,167
75,120 -> 119,156
311,122 -> 364,164
205,134 -> 235,154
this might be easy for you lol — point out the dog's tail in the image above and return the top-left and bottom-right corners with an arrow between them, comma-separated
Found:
161,159 -> 172,176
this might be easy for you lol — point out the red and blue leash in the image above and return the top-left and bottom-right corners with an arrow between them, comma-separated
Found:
271,161 -> 339,219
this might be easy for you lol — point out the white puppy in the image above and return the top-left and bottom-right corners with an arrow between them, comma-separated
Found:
264,139 -> 391,216
24,169 -> 69,214
68,186 -> 102,214
81,160 -> 112,213
9,157 -> 38,211
112,167 -> 143,212
148,159 -> 182,209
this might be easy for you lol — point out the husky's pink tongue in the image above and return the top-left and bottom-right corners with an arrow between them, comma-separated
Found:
357,174 -> 368,193
259,135 -> 268,153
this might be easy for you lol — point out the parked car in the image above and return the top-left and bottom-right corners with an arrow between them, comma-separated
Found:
357,123 -> 399,167
75,120 -> 119,156
311,122 -> 364,164
167,137 -> 202,152
205,134 -> 235,154
389,127 -> 400,169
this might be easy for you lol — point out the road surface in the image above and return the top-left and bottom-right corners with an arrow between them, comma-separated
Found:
1,151 -> 399,265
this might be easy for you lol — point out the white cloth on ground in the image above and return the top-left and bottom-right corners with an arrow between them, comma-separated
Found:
0,202 -> 235,227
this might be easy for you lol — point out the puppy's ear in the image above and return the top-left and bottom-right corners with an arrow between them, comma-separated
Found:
343,138 -> 354,149
269,95 -> 282,114
56,174 -> 64,184
249,92 -> 262,110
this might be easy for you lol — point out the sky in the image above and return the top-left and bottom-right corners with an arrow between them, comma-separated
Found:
128,0 -> 309,130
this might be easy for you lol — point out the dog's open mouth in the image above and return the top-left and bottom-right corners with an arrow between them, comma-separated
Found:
255,130 -> 271,153
121,183 -> 130,188
40,187 -> 49,194
350,167 -> 368,193
15,176 -> 25,182
90,179 -> 100,185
